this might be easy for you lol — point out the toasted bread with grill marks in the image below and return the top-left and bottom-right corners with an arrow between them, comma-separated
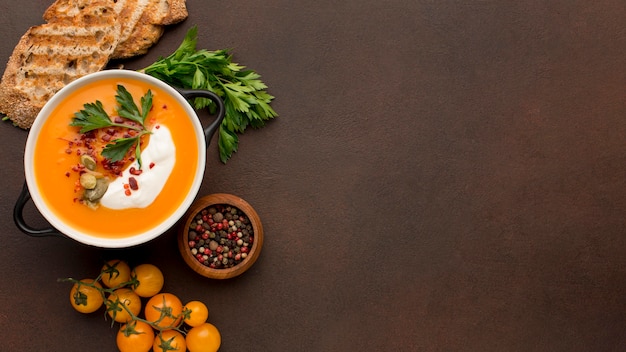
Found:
111,0 -> 188,59
44,0 -> 187,60
112,0 -> 163,59
155,0 -> 188,25
1,0 -> 188,128
0,3 -> 120,129
112,22 -> 165,59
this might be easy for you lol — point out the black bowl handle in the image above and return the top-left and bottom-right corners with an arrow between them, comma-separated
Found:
175,88 -> 225,148
13,182 -> 61,237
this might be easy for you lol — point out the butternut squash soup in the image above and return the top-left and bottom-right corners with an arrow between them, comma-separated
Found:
33,75 -> 200,239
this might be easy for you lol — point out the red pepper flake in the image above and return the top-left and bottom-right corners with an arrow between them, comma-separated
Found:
149,162 -> 155,169
65,172 -> 70,177
128,177 -> 139,190
65,148 -> 72,154
162,104 -> 167,109
155,125 -> 161,129
124,189 -> 131,196
129,167 -> 143,176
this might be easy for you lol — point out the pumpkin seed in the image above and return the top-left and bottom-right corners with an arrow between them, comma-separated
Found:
80,173 -> 97,189
80,155 -> 97,171
83,178 -> 109,202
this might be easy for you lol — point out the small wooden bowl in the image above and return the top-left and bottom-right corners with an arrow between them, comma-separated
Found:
178,193 -> 263,279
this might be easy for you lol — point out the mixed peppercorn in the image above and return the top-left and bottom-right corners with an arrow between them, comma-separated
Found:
187,204 -> 254,269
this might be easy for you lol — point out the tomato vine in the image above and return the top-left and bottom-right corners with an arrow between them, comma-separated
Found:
60,260 -> 219,352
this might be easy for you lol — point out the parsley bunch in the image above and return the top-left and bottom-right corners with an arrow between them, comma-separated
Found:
140,26 -> 277,163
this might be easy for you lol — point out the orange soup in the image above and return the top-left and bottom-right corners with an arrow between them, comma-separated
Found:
33,76 -> 200,238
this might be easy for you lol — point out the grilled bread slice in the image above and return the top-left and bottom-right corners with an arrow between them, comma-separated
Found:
113,22 -> 165,59
1,0 -> 188,128
112,0 -> 164,59
151,0 -> 188,25
0,3 -> 120,128
111,0 -> 188,59
44,0 -> 187,60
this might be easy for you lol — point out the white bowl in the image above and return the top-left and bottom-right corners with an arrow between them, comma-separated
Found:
17,70 -> 224,248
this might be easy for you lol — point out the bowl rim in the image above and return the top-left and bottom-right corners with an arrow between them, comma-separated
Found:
177,193 -> 263,279
23,69 -> 207,248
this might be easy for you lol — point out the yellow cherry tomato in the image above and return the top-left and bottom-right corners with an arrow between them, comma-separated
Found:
131,264 -> 164,297
186,322 -> 221,352
100,259 -> 131,288
116,320 -> 155,352
69,279 -> 104,313
153,330 -> 186,352
145,293 -> 183,330
107,288 -> 142,323
183,300 -> 209,327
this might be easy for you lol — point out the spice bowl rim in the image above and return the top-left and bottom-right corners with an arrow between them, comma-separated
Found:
177,193 -> 263,279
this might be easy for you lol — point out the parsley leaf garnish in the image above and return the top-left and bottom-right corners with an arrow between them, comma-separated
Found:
70,85 -> 153,168
116,84 -> 153,125
71,101 -> 118,133
140,26 -> 277,163
101,137 -> 138,164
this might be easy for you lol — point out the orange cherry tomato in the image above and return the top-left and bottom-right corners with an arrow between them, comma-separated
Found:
116,320 -> 155,352
107,288 -> 142,323
186,322 -> 221,352
153,330 -> 187,352
144,293 -> 183,330
69,279 -> 104,314
100,259 -> 131,288
183,300 -> 209,327
131,264 -> 164,297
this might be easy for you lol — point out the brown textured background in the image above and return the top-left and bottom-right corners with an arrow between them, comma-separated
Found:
1,0 -> 625,351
